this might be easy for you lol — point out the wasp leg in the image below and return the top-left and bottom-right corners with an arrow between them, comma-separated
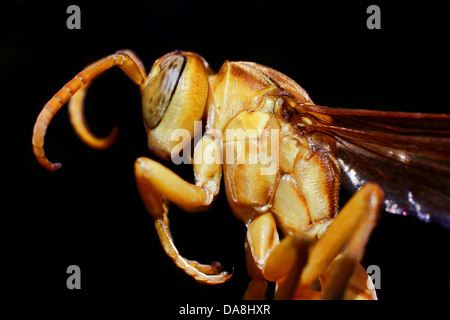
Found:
33,50 -> 147,170
319,183 -> 382,300
300,183 -> 383,287
184,260 -> 224,275
134,153 -> 229,284
299,182 -> 383,299
243,213 -> 280,300
320,255 -> 378,300
136,134 -> 222,213
264,183 -> 382,299
263,232 -> 313,300
152,219 -> 231,284
135,157 -> 214,212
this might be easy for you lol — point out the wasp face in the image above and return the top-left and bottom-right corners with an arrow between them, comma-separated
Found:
142,51 -> 210,159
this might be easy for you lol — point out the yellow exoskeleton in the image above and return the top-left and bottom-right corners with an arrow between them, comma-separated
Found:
33,50 -> 390,299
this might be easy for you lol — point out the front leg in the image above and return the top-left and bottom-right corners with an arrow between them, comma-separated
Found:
135,134 -> 221,215
135,157 -> 213,213
134,135 -> 230,284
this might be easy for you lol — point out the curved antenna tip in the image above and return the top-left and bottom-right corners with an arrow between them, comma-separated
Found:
42,161 -> 62,171
53,163 -> 62,170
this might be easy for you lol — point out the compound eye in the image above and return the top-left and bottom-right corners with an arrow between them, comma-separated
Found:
143,55 -> 186,129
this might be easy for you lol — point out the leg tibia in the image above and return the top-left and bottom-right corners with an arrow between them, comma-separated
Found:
264,183 -> 383,300
155,219 -> 231,284
243,213 -> 280,299
301,183 -> 384,287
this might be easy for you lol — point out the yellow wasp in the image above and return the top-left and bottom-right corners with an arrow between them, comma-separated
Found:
32,50 -> 450,299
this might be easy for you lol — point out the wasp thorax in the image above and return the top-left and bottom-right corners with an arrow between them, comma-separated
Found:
142,55 -> 186,129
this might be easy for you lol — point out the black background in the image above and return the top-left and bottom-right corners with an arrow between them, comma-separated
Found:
1,0 -> 449,307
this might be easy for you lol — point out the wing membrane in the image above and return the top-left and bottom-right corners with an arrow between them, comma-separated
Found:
293,104 -> 450,228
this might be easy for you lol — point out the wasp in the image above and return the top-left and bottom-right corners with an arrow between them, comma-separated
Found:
32,50 -> 450,299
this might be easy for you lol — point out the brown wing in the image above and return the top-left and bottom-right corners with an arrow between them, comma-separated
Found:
293,103 -> 450,228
